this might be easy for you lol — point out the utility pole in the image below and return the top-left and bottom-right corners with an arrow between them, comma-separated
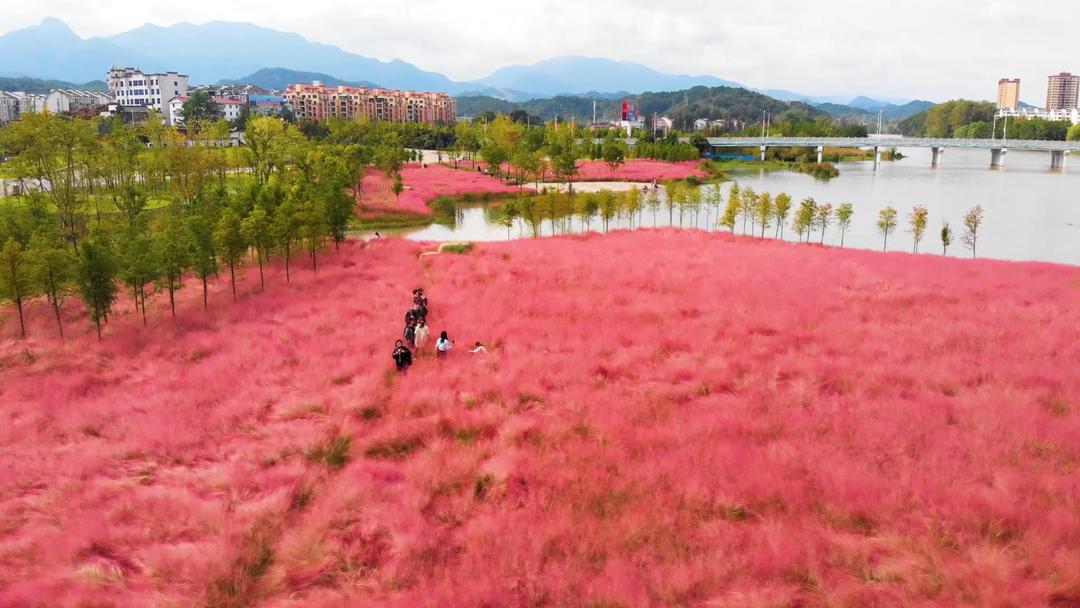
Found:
761,110 -> 766,140
877,109 -> 883,135
592,99 -> 596,125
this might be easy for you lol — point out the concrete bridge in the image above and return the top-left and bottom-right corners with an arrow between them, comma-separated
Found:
702,137 -> 1080,170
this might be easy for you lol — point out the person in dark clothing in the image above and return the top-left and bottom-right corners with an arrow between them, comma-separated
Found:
392,340 -> 413,371
405,309 -> 416,325
404,322 -> 416,347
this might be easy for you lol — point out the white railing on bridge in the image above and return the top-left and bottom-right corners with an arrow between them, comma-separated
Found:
703,137 -> 1080,152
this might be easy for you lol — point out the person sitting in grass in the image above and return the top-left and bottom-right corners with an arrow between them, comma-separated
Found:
469,341 -> 488,354
392,340 -> 413,371
436,331 -> 454,358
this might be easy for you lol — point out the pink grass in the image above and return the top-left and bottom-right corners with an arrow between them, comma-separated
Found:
359,164 -> 524,216
1,231 -> 1079,606
574,159 -> 707,182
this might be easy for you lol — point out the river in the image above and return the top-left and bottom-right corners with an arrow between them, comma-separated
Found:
389,147 -> 1080,266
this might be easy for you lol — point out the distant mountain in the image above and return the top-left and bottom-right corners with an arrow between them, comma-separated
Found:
472,56 -> 743,98
0,75 -> 106,93
817,98 -> 933,122
219,68 -> 378,90
0,18 -> 158,83
814,102 -> 872,119
0,18 -> 927,107
457,86 -> 827,128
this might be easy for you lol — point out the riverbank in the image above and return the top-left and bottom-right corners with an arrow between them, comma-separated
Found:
1,230 -> 1078,606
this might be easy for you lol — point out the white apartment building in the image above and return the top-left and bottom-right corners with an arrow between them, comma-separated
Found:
0,92 -> 18,124
44,89 -> 112,114
167,95 -> 244,127
10,92 -> 46,114
107,67 -> 189,117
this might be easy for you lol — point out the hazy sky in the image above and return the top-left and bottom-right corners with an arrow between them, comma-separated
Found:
1,0 -> 1071,102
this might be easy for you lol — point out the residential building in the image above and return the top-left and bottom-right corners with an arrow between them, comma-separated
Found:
997,78 -> 1021,110
101,103 -> 152,125
10,92 -> 46,115
107,67 -> 189,117
44,89 -> 111,114
284,81 -> 455,124
1046,72 -> 1079,110
248,94 -> 287,117
693,118 -> 710,131
167,95 -> 245,127
0,92 -> 18,124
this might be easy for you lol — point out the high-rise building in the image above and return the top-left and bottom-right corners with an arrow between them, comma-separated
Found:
107,67 -> 189,116
997,78 -> 1021,110
284,82 -> 456,124
1046,72 -> 1079,110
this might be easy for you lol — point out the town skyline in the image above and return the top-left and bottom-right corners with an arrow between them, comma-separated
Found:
1,0 -> 1075,103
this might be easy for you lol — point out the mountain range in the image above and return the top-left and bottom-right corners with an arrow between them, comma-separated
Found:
0,17 -> 915,107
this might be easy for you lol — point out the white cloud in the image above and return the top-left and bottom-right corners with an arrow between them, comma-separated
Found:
1,0 -> 1074,103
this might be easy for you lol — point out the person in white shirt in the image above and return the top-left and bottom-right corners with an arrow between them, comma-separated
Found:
436,331 -> 453,358
414,319 -> 430,351
469,342 -> 488,354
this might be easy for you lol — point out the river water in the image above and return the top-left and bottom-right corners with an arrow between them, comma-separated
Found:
391,147 -> 1080,266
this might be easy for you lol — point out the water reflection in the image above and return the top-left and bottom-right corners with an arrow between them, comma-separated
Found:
381,148 -> 1080,266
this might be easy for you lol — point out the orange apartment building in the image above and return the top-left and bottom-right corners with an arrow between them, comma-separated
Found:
284,81 -> 456,124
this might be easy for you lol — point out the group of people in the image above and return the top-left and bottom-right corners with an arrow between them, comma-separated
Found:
391,287 -> 488,372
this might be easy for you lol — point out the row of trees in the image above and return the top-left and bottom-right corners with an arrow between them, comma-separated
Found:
900,99 -> 1080,141
0,112 -> 408,339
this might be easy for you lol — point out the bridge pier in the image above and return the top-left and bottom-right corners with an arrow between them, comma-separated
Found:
991,148 -> 1007,169
931,147 -> 944,168
816,145 -> 824,164
760,145 -> 768,162
1050,150 -> 1069,171
873,147 -> 881,171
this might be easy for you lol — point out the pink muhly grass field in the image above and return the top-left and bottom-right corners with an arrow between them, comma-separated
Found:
359,163 -> 524,216
1,231 -> 1080,606
575,159 -> 707,182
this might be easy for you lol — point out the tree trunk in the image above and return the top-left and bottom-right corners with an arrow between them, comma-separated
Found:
95,316 -> 102,340
284,247 -> 291,284
14,297 -> 25,339
141,285 -> 148,327
169,282 -> 176,317
52,296 -> 64,340
229,264 -> 237,300
258,254 -> 265,292
202,276 -> 209,309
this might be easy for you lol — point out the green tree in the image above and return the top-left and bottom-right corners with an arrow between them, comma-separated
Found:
815,203 -> 834,244
739,186 -> 757,235
941,222 -> 953,254
28,229 -> 76,338
496,199 -> 520,239
755,192 -> 773,238
793,198 -> 817,242
601,135 -> 627,175
577,193 -> 599,232
155,214 -> 191,318
214,208 -> 247,300
391,172 -> 405,204
876,206 -> 899,251
181,91 -> 222,128
598,190 -> 620,233
0,237 -> 31,338
720,183 -> 740,232
961,205 -> 983,258
242,206 -> 273,292
646,188 -> 662,227
273,199 -> 300,283
1068,124 -> 1080,142
187,210 -> 218,308
117,222 -> 159,325
298,199 -> 329,273
772,193 -> 792,238
76,233 -> 119,339
835,203 -> 854,248
909,205 -> 929,253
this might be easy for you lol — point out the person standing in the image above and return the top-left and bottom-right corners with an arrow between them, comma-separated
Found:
436,331 -> 454,358
404,322 -> 416,348
392,340 -> 413,371
414,320 -> 430,351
